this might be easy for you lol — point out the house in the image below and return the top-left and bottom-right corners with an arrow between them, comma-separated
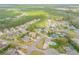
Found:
51,34 -> 59,39
29,32 -> 37,38
43,37 -> 52,49
22,35 -> 30,41
0,40 -> 8,48
75,29 -> 79,33
69,25 -> 76,30
0,31 -> 3,36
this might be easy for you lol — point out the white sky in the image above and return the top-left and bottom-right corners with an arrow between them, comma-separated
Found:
0,0 -> 79,4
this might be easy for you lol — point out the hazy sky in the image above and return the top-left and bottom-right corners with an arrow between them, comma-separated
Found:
0,0 -> 79,4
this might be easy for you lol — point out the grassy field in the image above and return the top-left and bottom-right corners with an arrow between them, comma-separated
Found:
0,9 -> 48,30
0,5 -> 79,29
